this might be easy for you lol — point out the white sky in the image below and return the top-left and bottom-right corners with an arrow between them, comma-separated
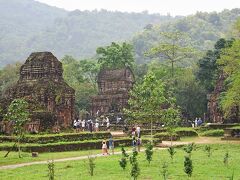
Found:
36,0 -> 240,16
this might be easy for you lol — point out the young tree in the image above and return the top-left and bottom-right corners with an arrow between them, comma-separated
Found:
146,31 -> 196,77
145,143 -> 153,164
124,72 -> 181,141
5,98 -> 30,158
184,156 -> 193,177
97,42 -> 135,69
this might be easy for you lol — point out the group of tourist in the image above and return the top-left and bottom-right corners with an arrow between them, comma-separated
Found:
192,117 -> 203,127
73,117 -> 111,133
102,135 -> 114,155
131,125 -> 141,152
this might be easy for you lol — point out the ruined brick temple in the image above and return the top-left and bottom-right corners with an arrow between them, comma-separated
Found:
208,72 -> 240,123
3,52 -> 75,132
91,67 -> 134,116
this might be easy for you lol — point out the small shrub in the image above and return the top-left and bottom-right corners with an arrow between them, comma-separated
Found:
145,143 -> 153,164
168,146 -> 176,160
153,132 -> 180,141
160,161 -> 168,180
204,145 -> 212,157
184,156 -> 193,177
48,160 -> 54,180
87,156 -> 96,176
130,151 -> 140,180
119,146 -> 128,170
183,143 -> 195,157
201,129 -> 224,137
175,128 -> 198,137
223,151 -> 229,166
119,157 -> 127,170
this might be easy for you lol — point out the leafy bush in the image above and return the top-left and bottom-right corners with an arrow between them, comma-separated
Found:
0,132 -> 111,144
201,129 -> 224,137
184,156 -> 193,177
0,138 -> 133,152
174,128 -> 198,137
145,143 -> 153,164
153,132 -> 180,141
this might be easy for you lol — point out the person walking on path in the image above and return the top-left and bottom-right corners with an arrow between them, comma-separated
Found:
106,121 -> 110,132
102,139 -> 109,155
108,136 -> 114,155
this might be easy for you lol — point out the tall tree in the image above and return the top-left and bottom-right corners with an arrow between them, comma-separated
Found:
196,38 -> 234,92
97,42 -> 135,69
145,31 -> 195,77
217,40 -> 240,119
124,72 -> 180,141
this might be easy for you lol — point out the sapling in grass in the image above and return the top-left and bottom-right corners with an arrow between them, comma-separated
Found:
48,160 -> 55,180
119,146 -> 129,170
160,161 -> 168,180
183,143 -> 195,157
223,151 -> 229,166
204,145 -> 212,157
130,150 -> 140,180
87,156 -> 96,176
145,143 -> 153,164
184,156 -> 193,177
168,146 -> 176,161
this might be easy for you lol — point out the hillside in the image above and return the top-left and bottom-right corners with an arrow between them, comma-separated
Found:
0,0 -> 174,67
132,9 -> 240,64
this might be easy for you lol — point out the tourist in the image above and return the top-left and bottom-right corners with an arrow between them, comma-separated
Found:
132,136 -> 137,151
76,119 -> 81,133
73,119 -> 77,132
95,121 -> 99,132
136,125 -> 141,138
131,126 -> 136,137
194,117 -> 198,127
107,121 -> 110,132
137,137 -> 141,152
89,120 -> 93,133
108,135 -> 114,155
81,119 -> 86,132
102,139 -> 109,155
197,118 -> 203,126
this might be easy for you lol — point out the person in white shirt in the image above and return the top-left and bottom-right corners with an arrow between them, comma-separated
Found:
136,125 -> 141,138
107,121 -> 110,132
81,119 -> 86,132
73,119 -> 77,132
95,121 -> 99,132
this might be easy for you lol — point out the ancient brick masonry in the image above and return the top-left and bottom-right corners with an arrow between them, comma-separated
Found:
91,67 -> 134,116
4,52 -> 75,131
208,73 -> 225,123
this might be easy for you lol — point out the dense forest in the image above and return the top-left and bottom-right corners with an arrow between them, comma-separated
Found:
0,0 -> 240,67
1,0 -> 240,121
0,0 -> 174,67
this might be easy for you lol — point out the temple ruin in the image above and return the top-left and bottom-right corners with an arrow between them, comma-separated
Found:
91,67 -> 134,117
2,52 -> 75,132
208,72 -> 240,123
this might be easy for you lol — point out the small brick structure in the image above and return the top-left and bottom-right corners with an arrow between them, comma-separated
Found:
91,67 -> 134,117
1,52 -> 75,133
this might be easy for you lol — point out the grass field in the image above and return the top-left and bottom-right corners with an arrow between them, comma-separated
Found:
0,143 -> 239,180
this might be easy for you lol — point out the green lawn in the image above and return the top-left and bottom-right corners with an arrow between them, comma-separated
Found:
0,143 -> 239,179
0,147 -> 131,166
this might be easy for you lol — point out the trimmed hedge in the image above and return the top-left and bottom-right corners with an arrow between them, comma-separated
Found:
174,128 -> 198,137
0,132 -> 111,144
0,138 -> 160,152
135,129 -> 166,136
200,129 -> 224,137
153,132 -> 180,141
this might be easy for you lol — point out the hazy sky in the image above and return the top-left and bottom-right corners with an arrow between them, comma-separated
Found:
36,0 -> 240,16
